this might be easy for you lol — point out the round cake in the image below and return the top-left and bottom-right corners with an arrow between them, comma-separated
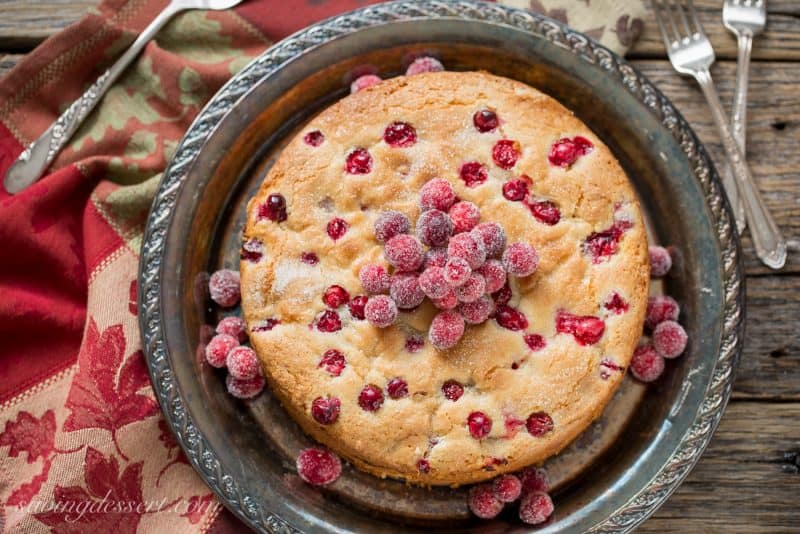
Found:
240,71 -> 649,486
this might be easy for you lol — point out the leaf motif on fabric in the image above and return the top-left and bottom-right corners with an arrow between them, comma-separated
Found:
0,409 -> 56,463
615,14 -> 644,47
7,458 -> 53,506
181,494 -> 215,524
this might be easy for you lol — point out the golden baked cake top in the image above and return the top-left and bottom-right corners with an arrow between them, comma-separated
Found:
240,71 -> 649,486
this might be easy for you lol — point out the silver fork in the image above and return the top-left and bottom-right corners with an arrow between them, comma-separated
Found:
723,0 -> 767,235
3,0 -> 246,195
650,0 -> 786,269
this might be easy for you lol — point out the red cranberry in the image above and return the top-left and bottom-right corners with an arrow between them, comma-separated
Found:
504,415 -> 525,437
526,411 -> 554,437
555,310 -> 605,345
444,257 -> 472,287
348,295 -> 368,320
303,130 -> 324,147
524,333 -> 546,351
327,217 -> 349,240
473,109 -> 499,133
492,139 -> 521,169
405,56 -> 444,75
429,310 -> 465,350
519,466 -> 549,493
495,305 -> 528,331
416,209 -> 453,247
419,178 -> 456,212
225,374 -> 265,399
548,137 -> 579,168
226,346 -> 260,380
527,199 -> 561,225
358,384 -> 385,411
584,219 -> 633,263
492,281 -> 512,306
459,161 -> 488,188
385,234 -> 424,271
251,318 -> 280,332
645,295 -> 680,330
258,193 -> 287,222
492,474 -> 522,503
502,178 -> 529,201
448,232 -> 486,269
300,251 -> 319,265
448,201 -> 480,234
503,242 -> 538,277
653,320 -> 688,358
604,292 -> 629,314
455,273 -> 486,303
467,411 -> 492,439
241,238 -> 263,263
441,379 -> 464,401
350,74 -> 381,93
477,259 -> 506,294
460,295 -> 493,324
296,447 -> 341,486
649,245 -> 673,277
364,295 -> 398,327
374,210 -> 410,242
519,492 -> 554,525
318,349 -> 346,376
468,484 -> 504,519
472,222 -> 506,258
216,316 -> 247,342
432,289 -> 459,310
323,285 -> 350,308
419,266 -> 449,299
383,121 -> 417,147
209,269 -> 240,307
390,272 -> 425,309
405,334 -> 425,353
359,264 -> 390,294
205,334 -> 238,368
599,357 -> 624,380
315,310 -> 342,332
423,247 -> 448,269
572,135 -> 594,155
345,148 -> 373,174
386,377 -> 409,399
311,396 -> 341,424
416,458 -> 431,473
630,344 -> 665,382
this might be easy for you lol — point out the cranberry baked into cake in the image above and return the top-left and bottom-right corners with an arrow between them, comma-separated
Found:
240,71 -> 649,486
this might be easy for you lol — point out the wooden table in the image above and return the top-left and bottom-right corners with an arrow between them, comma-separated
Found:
2,1 -> 797,531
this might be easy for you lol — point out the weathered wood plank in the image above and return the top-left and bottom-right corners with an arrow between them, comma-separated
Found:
0,1 -> 94,51
642,401 -> 800,532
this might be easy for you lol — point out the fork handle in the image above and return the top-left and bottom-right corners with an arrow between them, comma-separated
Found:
695,69 -> 786,269
2,3 -> 180,195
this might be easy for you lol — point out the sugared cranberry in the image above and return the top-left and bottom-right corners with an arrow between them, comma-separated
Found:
205,334 -> 238,368
524,333 -> 546,351
548,137 -> 579,168
468,484 -> 503,519
495,305 -> 528,331
599,357 -> 624,380
429,310 -> 465,350
327,217 -> 349,240
573,135 -> 594,155
527,200 -> 561,225
209,269 -> 241,307
359,264 -> 390,294
472,222 -> 506,258
416,458 -> 431,473
258,194 -> 287,223
303,130 -> 324,147
423,247 -> 448,269
448,201 -> 480,234
653,320 -> 688,359
405,334 -> 425,352
225,374 -> 265,399
444,257 -> 472,287
467,411 -> 492,439
383,121 -> 417,148
374,210 -> 410,242
301,251 -> 319,265
311,396 -> 340,424
604,292 -> 629,314
502,243 -> 538,277
456,273 -> 486,303
216,316 -> 247,342
390,272 -> 425,309
519,466 -> 549,493
350,74 -> 381,93
405,56 -> 444,75
296,447 -> 341,486
385,234 -> 424,271
364,295 -> 398,328
416,209 -> 453,247
555,310 -> 605,345
419,266 -> 449,299
432,289 -> 459,310
251,318 -> 280,332
478,259 -> 506,294
492,282 -> 512,306
649,245 -> 673,277
459,161 -> 488,188
358,384 -> 385,411
460,295 -> 493,324
448,232 -> 486,269
630,344 -> 665,383
526,411 -> 554,437
226,346 -> 260,380
315,310 -> 342,332
345,148 -> 373,174
319,349 -> 346,376
502,178 -> 529,201
492,139 -> 521,169
584,219 -> 633,263
473,109 -> 499,133
241,238 -> 263,263
492,474 -> 522,503
645,295 -> 680,330
441,379 -> 464,401
323,285 -> 350,308
348,295 -> 368,320
519,492 -> 554,525
387,377 -> 409,399
419,178 -> 456,212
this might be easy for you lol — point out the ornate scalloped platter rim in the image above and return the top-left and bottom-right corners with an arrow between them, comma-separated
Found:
138,1 -> 744,533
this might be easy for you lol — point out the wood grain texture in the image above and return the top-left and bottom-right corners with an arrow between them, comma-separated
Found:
0,1 -> 94,51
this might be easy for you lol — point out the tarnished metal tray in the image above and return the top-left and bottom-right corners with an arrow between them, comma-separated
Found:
138,1 -> 744,531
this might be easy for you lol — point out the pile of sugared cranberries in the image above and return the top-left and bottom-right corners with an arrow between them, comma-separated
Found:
359,178 -> 539,350
468,467 -> 554,524
350,56 -> 444,94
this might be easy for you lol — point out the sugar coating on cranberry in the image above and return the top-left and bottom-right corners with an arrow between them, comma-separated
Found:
419,266 -> 450,299
555,310 -> 605,345
502,242 -> 538,277
345,147 -> 373,174
495,305 -> 528,331
385,234 -> 424,272
383,121 -> 417,148
327,217 -> 349,240
448,232 -> 486,269
478,259 -> 506,294
311,396 -> 341,424
492,474 -> 522,503
645,295 -> 680,330
456,273 -> 486,303
519,466 -> 549,493
374,210 -> 411,243
630,344 -> 665,383
241,238 -> 264,263
323,285 -> 350,308
416,458 -> 431,473
358,384 -> 385,411
405,56 -> 444,75
225,373 -> 265,399
319,349 -> 346,377
432,289 -> 459,310
205,334 -> 238,368
604,292 -> 629,315
390,272 -> 425,309
472,222 -> 506,258
460,295 -> 493,324
419,178 -> 456,212
467,411 -> 492,439
492,139 -> 521,169
524,333 -> 546,351
653,320 -> 688,359
468,484 -> 504,519
423,247 -> 448,269
405,334 -> 425,353
350,74 -> 381,93
359,264 -> 390,294
301,251 -> 319,265
519,492 -> 554,525
459,161 -> 489,188
416,209 -> 454,247
429,310 -> 465,350
216,316 -> 247,342
315,310 -> 342,333
441,379 -> 464,401
348,295 -> 368,320
365,295 -> 398,328
502,178 -> 529,201
303,130 -> 324,147
258,193 -> 287,223
527,199 -> 561,225
209,269 -> 240,307
448,201 -> 480,234
473,109 -> 499,133
226,346 -> 260,380
296,447 -> 342,486
444,257 -> 472,287
526,411 -> 554,437
649,245 -> 673,277
386,377 -> 409,399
